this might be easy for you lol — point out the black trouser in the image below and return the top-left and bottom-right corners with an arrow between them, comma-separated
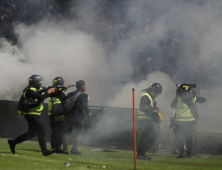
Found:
174,121 -> 195,155
137,119 -> 156,155
49,115 -> 65,149
14,114 -> 47,151
150,123 -> 160,151
171,125 -> 178,152
63,117 -> 84,152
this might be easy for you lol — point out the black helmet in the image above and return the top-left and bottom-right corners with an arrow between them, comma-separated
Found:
28,75 -> 44,89
141,83 -> 162,97
149,83 -> 162,97
52,77 -> 65,86
177,83 -> 194,99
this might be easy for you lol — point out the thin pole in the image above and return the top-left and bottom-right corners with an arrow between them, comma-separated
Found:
132,88 -> 136,170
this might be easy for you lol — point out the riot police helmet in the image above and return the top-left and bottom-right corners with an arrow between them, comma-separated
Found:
52,77 -> 65,86
149,83 -> 162,97
177,83 -> 194,99
28,74 -> 44,89
141,83 -> 162,97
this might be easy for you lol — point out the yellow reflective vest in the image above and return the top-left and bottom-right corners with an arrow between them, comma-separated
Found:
175,96 -> 196,121
26,87 -> 44,116
48,97 -> 62,116
138,93 -> 153,120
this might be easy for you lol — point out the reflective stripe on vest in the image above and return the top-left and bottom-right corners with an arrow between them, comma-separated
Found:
175,96 -> 196,121
27,87 -> 44,116
48,97 -> 62,115
138,93 -> 153,120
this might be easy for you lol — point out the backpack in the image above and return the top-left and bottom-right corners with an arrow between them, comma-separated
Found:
63,91 -> 82,115
50,97 -> 64,116
17,95 -> 30,115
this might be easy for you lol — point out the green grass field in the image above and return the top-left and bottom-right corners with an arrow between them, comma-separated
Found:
0,138 -> 222,170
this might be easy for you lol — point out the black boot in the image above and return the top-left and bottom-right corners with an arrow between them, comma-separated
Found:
70,148 -> 81,155
42,149 -> 54,156
176,152 -> 185,158
55,147 -> 64,153
137,154 -> 152,160
8,140 -> 16,154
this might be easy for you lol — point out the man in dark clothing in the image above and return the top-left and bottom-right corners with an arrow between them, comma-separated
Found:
63,80 -> 92,154
8,75 -> 57,156
137,83 -> 163,160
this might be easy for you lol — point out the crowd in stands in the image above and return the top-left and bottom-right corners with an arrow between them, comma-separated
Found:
0,0 -> 219,94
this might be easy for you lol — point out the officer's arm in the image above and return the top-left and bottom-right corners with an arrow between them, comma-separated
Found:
48,90 -> 62,97
183,99 -> 199,119
171,97 -> 178,108
139,95 -> 152,115
196,97 -> 206,103
26,89 -> 50,100
59,93 -> 68,102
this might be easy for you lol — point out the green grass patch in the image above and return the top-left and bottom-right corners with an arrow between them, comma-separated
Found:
0,138 -> 222,170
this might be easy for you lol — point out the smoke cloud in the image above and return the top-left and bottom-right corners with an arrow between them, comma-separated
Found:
1,0 -> 222,134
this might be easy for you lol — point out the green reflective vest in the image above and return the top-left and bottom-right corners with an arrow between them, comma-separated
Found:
25,87 -> 45,116
175,96 -> 196,121
138,93 -> 153,120
48,97 -> 62,115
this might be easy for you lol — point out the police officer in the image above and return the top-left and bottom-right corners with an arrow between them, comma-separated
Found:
137,83 -> 163,160
171,84 -> 202,158
8,75 -> 56,156
171,84 -> 206,158
48,77 -> 68,153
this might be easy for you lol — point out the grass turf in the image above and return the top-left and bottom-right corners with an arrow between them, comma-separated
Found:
0,138 -> 222,170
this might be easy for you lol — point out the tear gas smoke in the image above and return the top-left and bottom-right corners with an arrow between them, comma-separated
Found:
1,0 -> 222,136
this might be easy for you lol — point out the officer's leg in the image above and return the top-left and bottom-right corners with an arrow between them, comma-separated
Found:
55,121 -> 65,152
137,121 -> 155,155
32,115 -> 47,151
71,119 -> 84,154
150,123 -> 160,152
175,122 -> 185,158
137,121 -> 147,155
14,115 -> 37,144
145,121 -> 156,151
185,121 -> 194,157
49,116 -> 56,149
8,115 -> 37,153
171,126 -> 178,154
63,118 -> 73,152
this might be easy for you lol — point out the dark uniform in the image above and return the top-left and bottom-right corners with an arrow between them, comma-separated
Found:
171,86 -> 206,158
48,77 -> 68,153
171,84 -> 199,158
137,83 -> 162,160
63,80 -> 91,155
8,75 -> 56,156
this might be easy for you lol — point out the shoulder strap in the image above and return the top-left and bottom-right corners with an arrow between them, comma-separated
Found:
70,91 -> 82,100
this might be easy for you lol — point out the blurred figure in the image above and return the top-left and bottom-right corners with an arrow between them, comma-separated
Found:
137,83 -> 163,160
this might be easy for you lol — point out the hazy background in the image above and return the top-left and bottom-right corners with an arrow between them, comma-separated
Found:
1,0 -> 222,134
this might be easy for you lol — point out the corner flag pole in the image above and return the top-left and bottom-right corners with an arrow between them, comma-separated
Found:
132,88 -> 137,169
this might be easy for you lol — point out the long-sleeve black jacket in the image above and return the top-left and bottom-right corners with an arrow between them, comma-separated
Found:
66,90 -> 90,120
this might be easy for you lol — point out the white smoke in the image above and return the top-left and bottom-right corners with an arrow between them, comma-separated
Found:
1,0 -> 222,134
